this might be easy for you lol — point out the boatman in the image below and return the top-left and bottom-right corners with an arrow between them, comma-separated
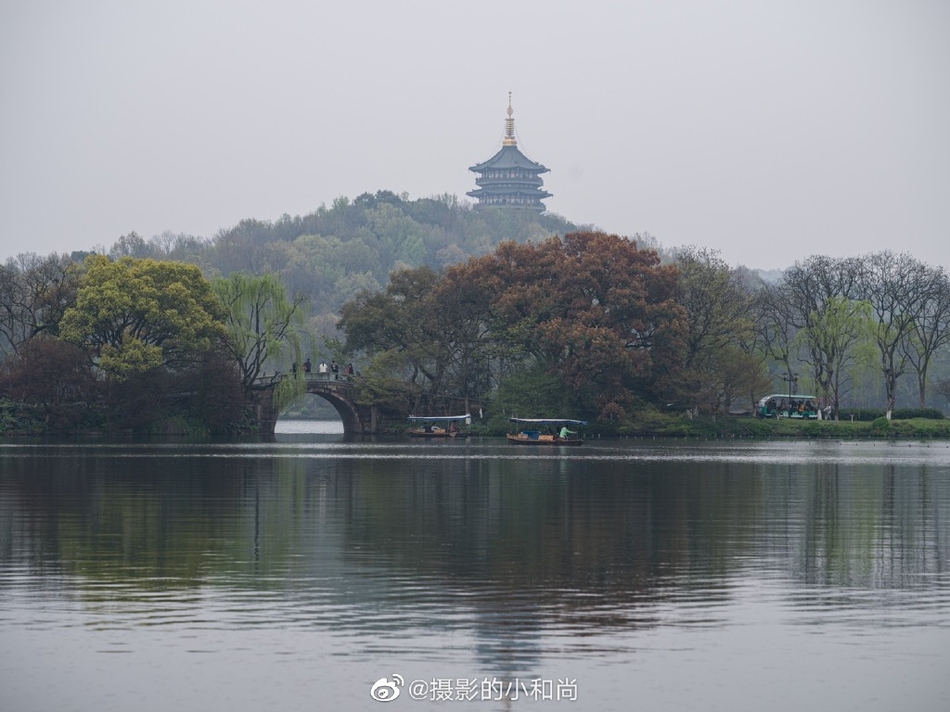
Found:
559,425 -> 576,440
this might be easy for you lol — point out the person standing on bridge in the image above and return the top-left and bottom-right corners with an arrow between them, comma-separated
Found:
304,358 -> 311,374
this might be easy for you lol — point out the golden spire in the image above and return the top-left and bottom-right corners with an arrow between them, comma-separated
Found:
503,91 -> 517,146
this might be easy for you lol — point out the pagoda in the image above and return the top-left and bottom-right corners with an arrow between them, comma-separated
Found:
468,94 -> 551,211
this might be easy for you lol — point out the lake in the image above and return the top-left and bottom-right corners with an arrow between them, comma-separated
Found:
1,425 -> 948,711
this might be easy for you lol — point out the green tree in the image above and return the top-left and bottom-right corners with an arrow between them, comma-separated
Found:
794,295 -> 873,418
338,266 -> 445,411
59,255 -> 225,380
212,272 -> 307,392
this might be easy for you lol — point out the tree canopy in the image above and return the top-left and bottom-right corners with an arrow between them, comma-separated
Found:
213,272 -> 307,391
59,255 -> 225,379
339,232 -> 687,422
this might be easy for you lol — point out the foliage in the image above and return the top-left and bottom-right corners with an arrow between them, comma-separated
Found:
882,418 -> 950,438
201,191 -> 578,324
838,408 -> 887,422
480,232 -> 686,420
891,408 -> 945,420
352,351 -> 424,414
870,416 -> 891,434
60,256 -> 226,380
488,366 -> 584,431
0,337 -> 98,431
180,353 -> 248,435
212,272 -> 308,391
339,232 -> 687,422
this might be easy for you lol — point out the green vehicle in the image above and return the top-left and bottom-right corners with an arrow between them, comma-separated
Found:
757,394 -> 819,419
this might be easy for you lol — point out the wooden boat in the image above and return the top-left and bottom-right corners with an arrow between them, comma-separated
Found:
407,414 -> 471,438
506,418 -> 587,446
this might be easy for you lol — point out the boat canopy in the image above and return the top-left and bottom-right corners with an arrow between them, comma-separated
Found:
509,418 -> 587,426
408,414 -> 471,422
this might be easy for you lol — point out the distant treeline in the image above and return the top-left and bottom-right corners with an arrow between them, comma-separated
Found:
2,190 -> 950,435
75,191 -> 592,336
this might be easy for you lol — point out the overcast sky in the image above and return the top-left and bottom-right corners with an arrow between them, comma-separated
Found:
2,0 -> 948,270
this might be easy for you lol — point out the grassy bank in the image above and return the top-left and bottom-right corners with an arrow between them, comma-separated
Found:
614,414 -> 950,439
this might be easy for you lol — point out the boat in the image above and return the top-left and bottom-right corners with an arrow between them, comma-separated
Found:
407,414 -> 471,438
506,418 -> 587,446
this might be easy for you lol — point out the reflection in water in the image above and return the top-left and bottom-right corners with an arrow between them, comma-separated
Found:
1,439 -> 949,711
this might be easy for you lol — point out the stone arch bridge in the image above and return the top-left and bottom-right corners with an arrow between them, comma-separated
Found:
249,374 -> 478,436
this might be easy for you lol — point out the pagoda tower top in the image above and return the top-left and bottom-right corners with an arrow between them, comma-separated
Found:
467,94 -> 551,211
503,91 -> 517,147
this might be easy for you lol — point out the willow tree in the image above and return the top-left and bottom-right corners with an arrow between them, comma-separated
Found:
213,272 -> 307,396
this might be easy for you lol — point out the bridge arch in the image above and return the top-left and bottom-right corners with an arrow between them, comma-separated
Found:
289,381 -> 368,433
251,376 -> 375,435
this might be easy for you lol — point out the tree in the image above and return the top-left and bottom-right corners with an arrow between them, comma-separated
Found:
794,295 -> 873,419
0,253 -> 79,357
672,246 -> 757,412
900,264 -> 950,407
336,232 -> 687,422
857,252 -> 932,419
781,255 -> 863,415
59,255 -> 225,380
339,266 -> 449,411
212,272 -> 307,391
753,282 -> 799,394
935,377 -> 950,411
0,336 -> 98,430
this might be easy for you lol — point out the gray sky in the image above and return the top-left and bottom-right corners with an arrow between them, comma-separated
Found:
2,0 -> 948,270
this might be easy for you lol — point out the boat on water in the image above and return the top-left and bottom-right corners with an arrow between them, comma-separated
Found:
407,414 -> 471,438
506,418 -> 587,446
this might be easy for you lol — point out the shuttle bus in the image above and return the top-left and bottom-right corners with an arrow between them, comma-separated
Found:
756,394 -> 819,419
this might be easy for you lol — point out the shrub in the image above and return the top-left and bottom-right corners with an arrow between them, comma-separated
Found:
0,337 -> 100,432
892,408 -> 945,420
838,408 -> 886,422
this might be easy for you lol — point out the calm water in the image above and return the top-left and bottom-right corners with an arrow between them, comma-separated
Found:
1,426 -> 949,712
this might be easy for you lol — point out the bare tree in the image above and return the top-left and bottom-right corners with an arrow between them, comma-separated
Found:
935,377 -> 950,411
858,252 -> 932,419
673,247 -> 758,411
900,265 -> 950,407
779,255 -> 865,418
754,281 -> 799,392
0,253 -> 79,358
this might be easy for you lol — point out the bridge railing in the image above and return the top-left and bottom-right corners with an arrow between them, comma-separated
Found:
250,371 -> 358,388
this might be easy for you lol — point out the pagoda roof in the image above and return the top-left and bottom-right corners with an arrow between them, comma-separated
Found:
467,186 -> 552,199
469,144 -> 549,174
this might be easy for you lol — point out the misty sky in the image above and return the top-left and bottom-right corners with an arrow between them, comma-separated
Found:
2,0 -> 948,270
